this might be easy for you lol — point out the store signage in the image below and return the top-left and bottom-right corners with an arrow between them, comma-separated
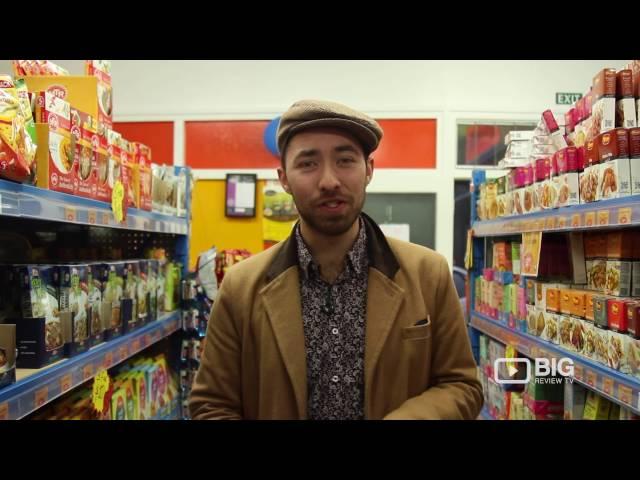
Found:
556,92 -> 582,105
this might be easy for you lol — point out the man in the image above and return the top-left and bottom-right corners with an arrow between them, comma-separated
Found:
189,99 -> 483,420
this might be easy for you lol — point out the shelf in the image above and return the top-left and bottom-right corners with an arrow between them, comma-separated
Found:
0,178 -> 188,235
470,312 -> 640,415
473,194 -> 640,237
0,311 -> 181,420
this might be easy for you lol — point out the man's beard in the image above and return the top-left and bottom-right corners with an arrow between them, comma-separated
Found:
296,194 -> 365,237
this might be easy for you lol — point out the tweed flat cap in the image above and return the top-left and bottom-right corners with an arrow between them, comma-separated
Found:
277,99 -> 383,156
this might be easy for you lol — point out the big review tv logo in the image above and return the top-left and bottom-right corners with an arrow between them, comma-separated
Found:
494,357 -> 574,385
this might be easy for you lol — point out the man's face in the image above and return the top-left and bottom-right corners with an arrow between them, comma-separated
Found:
278,128 -> 373,236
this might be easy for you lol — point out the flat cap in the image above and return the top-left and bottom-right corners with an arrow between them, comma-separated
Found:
277,99 -> 383,157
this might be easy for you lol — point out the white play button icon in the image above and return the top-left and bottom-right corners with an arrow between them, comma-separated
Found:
508,365 -> 519,377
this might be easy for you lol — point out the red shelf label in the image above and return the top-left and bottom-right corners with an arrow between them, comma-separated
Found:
557,217 -> 568,228
603,377 -> 613,396
585,212 -> 596,227
598,210 -> 610,226
546,217 -> 556,229
619,385 -> 632,406
131,339 -> 141,352
0,402 -> 8,420
60,374 -> 72,393
573,365 -> 584,381
119,345 -> 128,361
586,370 -> 597,387
83,364 -> 93,381
102,212 -> 110,225
64,206 -> 77,222
103,352 -> 114,369
35,387 -> 48,408
618,207 -> 632,225
571,214 -> 582,228
88,209 -> 97,224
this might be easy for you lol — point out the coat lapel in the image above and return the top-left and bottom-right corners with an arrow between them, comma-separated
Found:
260,267 -> 307,419
365,268 -> 405,408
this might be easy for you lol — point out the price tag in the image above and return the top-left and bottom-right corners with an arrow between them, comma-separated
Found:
102,212 -> 110,225
83,364 -> 93,381
88,209 -> 97,225
60,374 -> 72,393
64,206 -> 77,222
546,217 -> 556,229
92,370 -> 111,413
618,385 -> 632,406
585,212 -> 595,227
35,387 -> 48,408
0,402 -> 8,420
618,207 -> 632,225
112,181 -> 125,223
145,334 -> 152,346
603,377 -> 613,396
557,217 -> 567,229
598,210 -> 610,226
103,352 -> 114,369
586,370 -> 597,388
131,339 -> 141,353
119,345 -> 128,362
573,365 -> 584,382
571,214 -> 582,228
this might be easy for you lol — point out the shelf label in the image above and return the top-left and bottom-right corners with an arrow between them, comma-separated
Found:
571,214 -> 582,228
102,212 -> 110,225
64,206 -> 77,222
103,352 -> 114,369
598,210 -> 610,226
131,339 -> 141,353
119,345 -> 128,362
619,384 -> 632,406
585,212 -> 595,227
0,402 -> 8,420
557,216 -> 568,229
83,364 -> 93,381
603,377 -> 613,396
586,370 -> 597,388
60,374 -> 72,393
545,217 -> 556,229
618,207 -> 632,225
573,365 -> 584,382
35,387 -> 48,408
88,209 -> 97,225
92,370 -> 111,414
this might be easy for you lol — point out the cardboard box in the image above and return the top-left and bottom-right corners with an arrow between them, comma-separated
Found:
526,279 -> 536,305
119,138 -> 134,212
591,68 -> 617,138
579,140 -> 599,203
627,301 -> 640,338
597,129 -> 631,200
558,315 -> 574,351
570,290 -> 586,319
21,75 -> 99,119
605,260 -> 632,296
552,172 -> 580,207
15,265 -> 64,368
58,265 -> 90,357
86,264 -> 105,347
524,183 -> 538,213
34,122 -> 76,194
607,298 -> 629,333
584,291 -> 596,322
593,325 -> 610,365
607,330 -> 624,370
629,128 -> 640,194
541,311 -> 558,343
583,320 -> 596,359
0,324 -> 16,390
107,129 -> 122,205
593,295 -> 609,329
71,109 -> 98,200
626,337 -> 640,379
85,61 -> 112,130
101,262 -> 126,340
616,70 -> 637,129
588,259 -> 608,292
95,133 -> 110,202
137,260 -> 150,325
560,288 -> 573,316
546,286 -> 561,313
505,131 -> 534,144
123,261 -> 140,332
157,259 -> 167,314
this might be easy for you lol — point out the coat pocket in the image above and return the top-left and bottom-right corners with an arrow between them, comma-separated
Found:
401,317 -> 432,340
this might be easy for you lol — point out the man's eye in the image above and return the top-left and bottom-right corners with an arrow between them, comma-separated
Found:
338,158 -> 355,164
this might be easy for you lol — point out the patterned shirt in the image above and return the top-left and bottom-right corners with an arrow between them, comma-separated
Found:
295,218 -> 369,420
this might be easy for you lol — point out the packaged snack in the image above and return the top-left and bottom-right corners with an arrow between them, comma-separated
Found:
0,324 -> 16,390
123,261 -> 140,332
86,264 -> 105,347
597,129 -> 631,200
58,265 -> 90,357
591,68 -> 617,138
616,70 -> 637,129
85,61 -> 112,130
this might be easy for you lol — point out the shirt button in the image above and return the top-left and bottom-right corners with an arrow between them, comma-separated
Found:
332,328 -> 339,335
332,375 -> 339,383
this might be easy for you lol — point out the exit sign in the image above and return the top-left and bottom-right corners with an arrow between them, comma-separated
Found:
556,92 -> 582,105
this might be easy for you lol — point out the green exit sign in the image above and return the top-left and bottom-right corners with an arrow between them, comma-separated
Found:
556,92 -> 582,105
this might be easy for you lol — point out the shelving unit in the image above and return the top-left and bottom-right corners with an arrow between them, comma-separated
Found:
0,311 -> 180,420
0,168 -> 191,420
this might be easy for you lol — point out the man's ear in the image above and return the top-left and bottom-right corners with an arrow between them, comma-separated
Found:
277,167 -> 291,194
365,156 -> 374,185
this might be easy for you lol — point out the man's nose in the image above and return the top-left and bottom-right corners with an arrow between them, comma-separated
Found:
318,164 -> 340,191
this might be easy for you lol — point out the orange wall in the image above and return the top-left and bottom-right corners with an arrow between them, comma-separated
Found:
189,179 -> 266,269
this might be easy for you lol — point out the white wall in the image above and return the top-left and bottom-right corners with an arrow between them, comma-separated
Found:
1,60 -> 629,265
